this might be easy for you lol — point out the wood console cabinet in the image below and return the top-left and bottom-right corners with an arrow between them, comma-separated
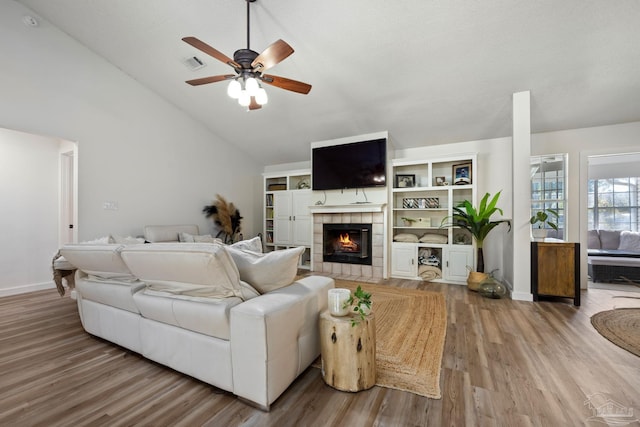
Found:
531,242 -> 580,306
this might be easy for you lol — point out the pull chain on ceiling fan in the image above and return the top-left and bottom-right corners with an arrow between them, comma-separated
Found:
182,0 -> 312,110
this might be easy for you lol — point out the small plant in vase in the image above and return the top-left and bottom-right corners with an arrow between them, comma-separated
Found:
343,285 -> 372,326
530,208 -> 558,241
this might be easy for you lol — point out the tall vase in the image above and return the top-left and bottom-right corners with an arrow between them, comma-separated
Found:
467,271 -> 489,292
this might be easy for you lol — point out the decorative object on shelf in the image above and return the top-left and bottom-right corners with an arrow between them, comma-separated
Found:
328,288 -> 351,316
435,176 -> 446,186
452,162 -> 472,185
401,217 -> 417,227
268,183 -> 286,191
478,271 -> 507,298
344,285 -> 372,326
403,198 -> 418,208
297,178 -> 310,189
424,197 -> 439,208
453,233 -> 470,245
530,208 -> 559,241
396,174 -> 416,188
442,191 -> 511,274
202,194 -> 243,244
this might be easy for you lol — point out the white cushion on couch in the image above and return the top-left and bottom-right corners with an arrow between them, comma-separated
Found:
121,243 -> 244,299
60,244 -> 139,282
619,231 -> 640,252
225,246 -> 304,294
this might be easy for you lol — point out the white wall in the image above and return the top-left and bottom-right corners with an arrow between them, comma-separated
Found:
0,129 -> 60,295
0,1 -> 262,294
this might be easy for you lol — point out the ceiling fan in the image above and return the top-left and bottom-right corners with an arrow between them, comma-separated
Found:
182,0 -> 312,110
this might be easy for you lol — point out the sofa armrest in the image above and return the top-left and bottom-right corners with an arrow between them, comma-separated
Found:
230,275 -> 334,409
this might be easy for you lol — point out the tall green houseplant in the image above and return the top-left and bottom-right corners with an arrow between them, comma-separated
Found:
445,191 -> 511,273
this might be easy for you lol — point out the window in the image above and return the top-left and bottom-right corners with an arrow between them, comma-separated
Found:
531,154 -> 567,240
588,177 -> 640,231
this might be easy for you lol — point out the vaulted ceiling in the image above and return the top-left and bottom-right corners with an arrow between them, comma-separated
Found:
16,0 -> 640,165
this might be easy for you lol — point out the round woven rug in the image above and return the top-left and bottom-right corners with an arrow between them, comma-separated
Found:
591,308 -> 640,357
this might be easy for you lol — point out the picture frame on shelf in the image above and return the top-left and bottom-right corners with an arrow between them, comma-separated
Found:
396,174 -> 416,188
452,162 -> 472,185
435,176 -> 446,186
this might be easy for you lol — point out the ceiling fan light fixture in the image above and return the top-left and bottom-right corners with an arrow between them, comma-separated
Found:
245,77 -> 259,96
255,87 -> 268,105
238,90 -> 251,107
227,79 -> 242,99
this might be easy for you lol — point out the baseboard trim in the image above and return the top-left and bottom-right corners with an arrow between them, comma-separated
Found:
0,281 -> 55,297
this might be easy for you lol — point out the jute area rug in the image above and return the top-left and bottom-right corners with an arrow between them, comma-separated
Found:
591,308 -> 640,357
326,281 -> 447,399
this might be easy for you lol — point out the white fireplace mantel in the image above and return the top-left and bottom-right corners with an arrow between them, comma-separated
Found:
308,203 -> 387,214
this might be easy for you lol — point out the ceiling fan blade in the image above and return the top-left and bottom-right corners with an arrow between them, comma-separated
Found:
182,36 -> 240,69
249,97 -> 262,110
261,74 -> 312,94
252,39 -> 294,71
185,74 -> 236,86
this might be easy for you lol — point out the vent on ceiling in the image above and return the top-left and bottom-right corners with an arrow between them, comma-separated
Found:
183,56 -> 206,71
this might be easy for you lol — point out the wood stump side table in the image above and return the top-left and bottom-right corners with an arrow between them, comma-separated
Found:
318,311 -> 376,392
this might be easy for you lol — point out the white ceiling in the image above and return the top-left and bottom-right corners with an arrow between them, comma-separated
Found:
16,0 -> 640,166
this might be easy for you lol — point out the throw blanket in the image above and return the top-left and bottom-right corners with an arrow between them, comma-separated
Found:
419,265 -> 442,281
52,251 -> 76,297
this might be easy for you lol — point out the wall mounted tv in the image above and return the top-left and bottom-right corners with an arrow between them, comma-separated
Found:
312,138 -> 387,190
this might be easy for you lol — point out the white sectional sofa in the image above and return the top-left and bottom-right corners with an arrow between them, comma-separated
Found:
60,231 -> 333,410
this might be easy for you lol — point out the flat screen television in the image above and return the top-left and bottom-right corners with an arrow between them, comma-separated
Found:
312,138 -> 386,190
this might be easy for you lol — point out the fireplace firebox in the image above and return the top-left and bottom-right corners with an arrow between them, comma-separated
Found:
323,223 -> 372,265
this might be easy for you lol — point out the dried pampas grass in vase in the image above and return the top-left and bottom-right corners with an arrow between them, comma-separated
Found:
203,194 -> 243,243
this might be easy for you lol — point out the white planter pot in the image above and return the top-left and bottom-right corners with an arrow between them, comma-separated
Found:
531,228 -> 548,241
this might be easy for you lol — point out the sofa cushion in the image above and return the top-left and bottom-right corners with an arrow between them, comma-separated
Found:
619,231 -> 640,252
133,291 -> 242,339
60,244 -> 139,282
599,230 -> 621,250
587,230 -> 601,249
225,246 -> 304,294
230,236 -> 263,253
121,243 -> 244,299
178,232 -> 220,243
77,279 -> 145,313
144,225 -> 199,243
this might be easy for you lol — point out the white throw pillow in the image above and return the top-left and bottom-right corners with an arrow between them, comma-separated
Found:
230,236 -> 263,253
618,231 -> 640,252
393,233 -> 419,243
179,232 -> 219,243
224,246 -> 304,294
419,233 -> 448,244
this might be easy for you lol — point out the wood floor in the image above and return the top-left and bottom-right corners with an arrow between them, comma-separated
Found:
1,279 -> 639,426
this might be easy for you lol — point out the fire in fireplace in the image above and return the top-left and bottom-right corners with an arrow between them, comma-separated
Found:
323,223 -> 372,265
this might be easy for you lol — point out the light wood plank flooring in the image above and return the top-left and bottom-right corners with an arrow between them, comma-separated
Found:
1,279 -> 639,426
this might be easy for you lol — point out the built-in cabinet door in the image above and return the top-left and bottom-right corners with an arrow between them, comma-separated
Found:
445,246 -> 473,282
291,191 -> 312,246
273,191 -> 292,244
391,243 -> 417,277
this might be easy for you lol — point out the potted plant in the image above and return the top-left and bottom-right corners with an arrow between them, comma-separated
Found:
343,285 -> 372,326
443,191 -> 511,275
530,208 -> 559,241
401,217 -> 417,227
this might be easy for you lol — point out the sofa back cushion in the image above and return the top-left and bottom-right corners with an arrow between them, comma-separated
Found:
599,230 -> 621,250
144,225 -> 199,243
619,231 -> 640,252
121,243 -> 244,299
587,230 -> 601,249
60,244 -> 139,283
